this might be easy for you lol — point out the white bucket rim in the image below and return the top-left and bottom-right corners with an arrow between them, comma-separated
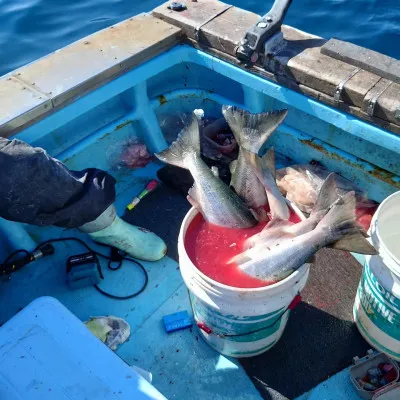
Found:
371,190 -> 400,270
178,203 -> 309,294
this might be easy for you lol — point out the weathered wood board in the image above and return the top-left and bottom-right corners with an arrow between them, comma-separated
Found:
0,13 -> 182,136
322,38 -> 400,85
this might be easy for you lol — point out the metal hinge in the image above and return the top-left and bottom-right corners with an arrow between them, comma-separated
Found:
334,68 -> 360,103
395,106 -> 400,121
367,80 -> 393,116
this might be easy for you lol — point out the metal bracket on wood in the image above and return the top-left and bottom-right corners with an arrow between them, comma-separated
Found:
333,68 -> 360,103
263,31 -> 286,73
367,80 -> 393,116
236,0 -> 292,64
194,5 -> 233,42
395,106 -> 400,121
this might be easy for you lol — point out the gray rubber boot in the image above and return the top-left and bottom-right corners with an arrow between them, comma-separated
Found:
79,205 -> 167,261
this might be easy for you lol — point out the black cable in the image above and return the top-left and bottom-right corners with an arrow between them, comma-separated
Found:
94,255 -> 148,300
2,249 -> 31,267
2,237 -> 148,300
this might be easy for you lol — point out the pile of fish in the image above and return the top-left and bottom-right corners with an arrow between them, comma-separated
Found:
155,106 -> 378,283
276,162 -> 379,231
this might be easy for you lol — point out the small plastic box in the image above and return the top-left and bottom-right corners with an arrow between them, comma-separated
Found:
349,349 -> 399,399
163,311 -> 192,333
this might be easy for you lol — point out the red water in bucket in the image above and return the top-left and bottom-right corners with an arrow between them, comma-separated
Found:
185,207 -> 302,288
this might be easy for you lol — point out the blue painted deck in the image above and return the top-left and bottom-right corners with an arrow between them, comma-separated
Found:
1,44 -> 400,399
0,160 -> 262,400
295,368 -> 360,400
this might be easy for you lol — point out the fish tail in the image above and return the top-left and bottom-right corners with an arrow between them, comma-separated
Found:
249,148 -> 289,220
316,191 -> 378,254
222,105 -> 288,154
155,112 -> 200,169
312,172 -> 338,215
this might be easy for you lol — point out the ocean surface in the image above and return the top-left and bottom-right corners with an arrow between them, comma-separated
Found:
0,0 -> 399,77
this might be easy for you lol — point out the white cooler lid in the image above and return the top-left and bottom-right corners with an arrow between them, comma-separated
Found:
0,296 -> 167,400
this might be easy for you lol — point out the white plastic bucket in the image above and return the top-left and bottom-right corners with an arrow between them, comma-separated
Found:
178,207 -> 310,358
353,191 -> 400,360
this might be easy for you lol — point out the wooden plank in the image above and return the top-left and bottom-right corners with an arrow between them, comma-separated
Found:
0,76 -> 52,137
12,14 -> 182,110
361,77 -> 400,125
343,70 -> 381,107
362,78 -> 392,116
321,38 -> 400,84
153,0 -> 233,41
187,38 -> 400,135
200,6 -> 259,55
301,82 -> 400,135
272,43 -> 380,108
375,81 -> 400,125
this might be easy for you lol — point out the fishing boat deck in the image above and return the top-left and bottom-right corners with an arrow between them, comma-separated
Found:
1,1 -> 400,399
0,155 -> 369,400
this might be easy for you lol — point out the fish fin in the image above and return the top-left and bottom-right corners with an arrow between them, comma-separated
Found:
254,207 -> 269,222
211,166 -> 219,178
360,229 -> 369,238
312,173 -> 338,214
228,252 -> 253,265
261,148 -> 276,179
330,233 -> 378,255
265,218 -> 294,229
187,185 -> 204,213
222,105 -> 288,154
229,159 -> 238,175
317,191 -> 356,233
250,208 -> 260,221
264,230 -> 296,241
245,225 -> 295,249
305,255 -> 316,263
188,183 -> 199,202
187,195 -> 200,209
316,191 -> 378,255
155,112 -> 200,169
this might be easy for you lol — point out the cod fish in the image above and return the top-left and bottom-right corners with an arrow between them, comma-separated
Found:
222,105 -> 288,221
243,148 -> 290,220
155,112 -> 257,229
244,173 -> 339,250
229,150 -> 269,221
230,190 -> 378,282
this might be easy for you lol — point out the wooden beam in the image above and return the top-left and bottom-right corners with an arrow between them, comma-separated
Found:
321,38 -> 400,85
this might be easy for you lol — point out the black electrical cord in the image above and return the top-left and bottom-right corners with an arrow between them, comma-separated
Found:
1,237 -> 148,300
2,249 -> 32,268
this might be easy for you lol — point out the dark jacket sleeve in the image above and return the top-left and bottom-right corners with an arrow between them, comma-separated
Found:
0,137 -> 116,228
